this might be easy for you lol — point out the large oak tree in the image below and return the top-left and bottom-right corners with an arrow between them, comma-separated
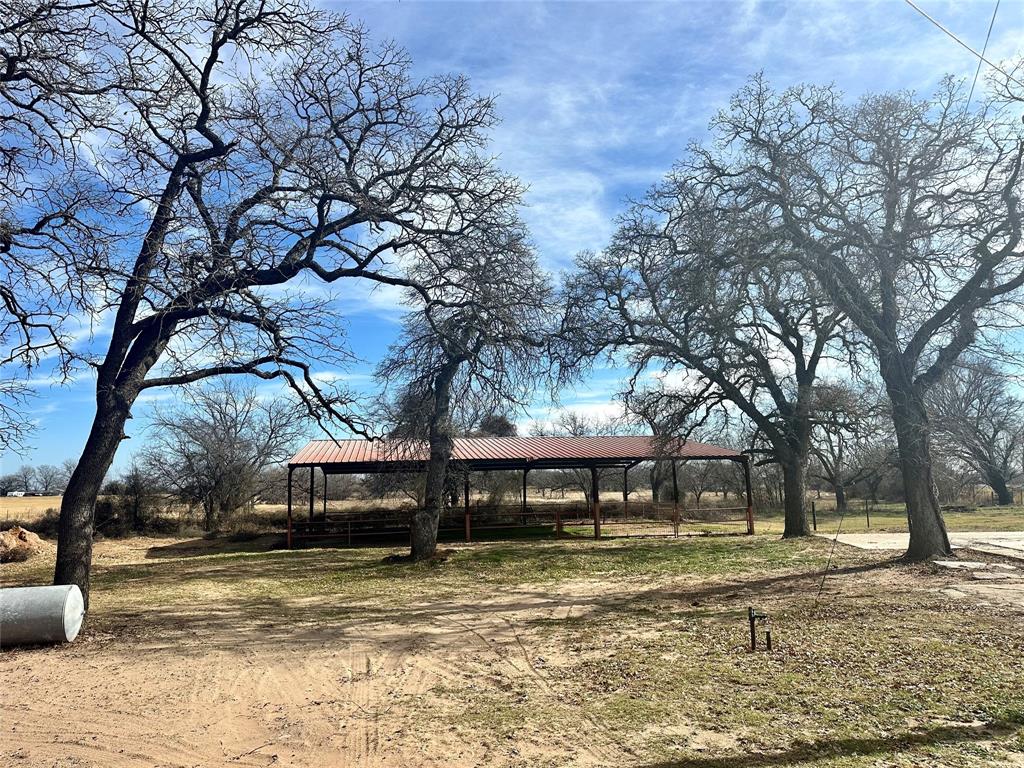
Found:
562,181 -> 851,537
377,218 -> 553,560
5,0 -> 522,603
700,76 -> 1024,558
928,358 -> 1023,506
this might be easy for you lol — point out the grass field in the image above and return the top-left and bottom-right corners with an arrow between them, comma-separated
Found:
8,494 -> 1024,539
2,533 -> 1023,767
0,495 -> 63,525
752,502 -> 1024,536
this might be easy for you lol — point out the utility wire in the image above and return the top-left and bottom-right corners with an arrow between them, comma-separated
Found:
814,501 -> 848,606
904,0 -> 1024,90
967,0 -> 1000,109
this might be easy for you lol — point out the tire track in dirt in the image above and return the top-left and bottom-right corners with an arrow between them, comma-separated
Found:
440,598 -> 628,767
3,655 -> 231,768
1,573 -> 642,767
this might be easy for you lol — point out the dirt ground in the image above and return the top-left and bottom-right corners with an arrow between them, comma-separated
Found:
2,535 -> 1023,767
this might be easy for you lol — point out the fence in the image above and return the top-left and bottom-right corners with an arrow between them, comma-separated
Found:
286,500 -> 754,547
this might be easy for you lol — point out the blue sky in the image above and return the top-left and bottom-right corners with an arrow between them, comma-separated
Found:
5,0 -> 1023,474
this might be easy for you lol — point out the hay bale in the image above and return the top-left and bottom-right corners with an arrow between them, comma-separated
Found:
0,527 -> 44,563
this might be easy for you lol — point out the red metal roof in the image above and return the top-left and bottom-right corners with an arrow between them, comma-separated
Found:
290,435 -> 741,471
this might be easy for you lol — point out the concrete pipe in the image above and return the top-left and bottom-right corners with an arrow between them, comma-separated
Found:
0,585 -> 85,647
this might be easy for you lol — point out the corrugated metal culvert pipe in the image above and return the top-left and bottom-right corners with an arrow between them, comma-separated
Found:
0,585 -> 85,647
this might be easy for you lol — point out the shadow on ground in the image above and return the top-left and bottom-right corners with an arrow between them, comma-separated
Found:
644,719 -> 1022,767
144,534 -> 284,558
59,554 -> 904,658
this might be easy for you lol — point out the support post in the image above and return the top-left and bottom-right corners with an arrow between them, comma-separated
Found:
671,460 -> 680,537
555,506 -> 563,538
742,456 -> 755,535
591,466 -> 601,539
286,466 -> 294,549
521,468 -> 529,525
464,473 -> 471,543
322,470 -> 328,520
811,500 -> 817,531
308,466 -> 315,522
623,465 -> 629,522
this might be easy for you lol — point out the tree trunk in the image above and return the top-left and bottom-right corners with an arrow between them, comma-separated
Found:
986,468 -> 1014,506
780,453 -> 810,538
411,363 -> 458,561
884,367 -> 952,560
650,461 -> 668,503
834,481 -> 847,514
53,397 -> 132,608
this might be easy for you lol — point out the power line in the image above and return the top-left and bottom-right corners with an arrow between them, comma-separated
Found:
967,0 -> 1000,109
903,0 -> 1024,90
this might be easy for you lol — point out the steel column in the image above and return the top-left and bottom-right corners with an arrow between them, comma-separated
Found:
308,466 -> 315,521
742,456 -> 755,535
322,469 -> 327,520
591,466 -> 601,539
521,468 -> 529,524
464,473 -> 471,543
623,465 -> 629,520
671,460 -> 680,537
286,466 -> 294,549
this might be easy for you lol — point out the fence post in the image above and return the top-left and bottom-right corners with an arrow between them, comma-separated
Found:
811,501 -> 817,532
865,499 -> 870,528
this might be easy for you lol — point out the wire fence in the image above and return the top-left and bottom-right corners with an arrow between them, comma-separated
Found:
287,500 -> 754,547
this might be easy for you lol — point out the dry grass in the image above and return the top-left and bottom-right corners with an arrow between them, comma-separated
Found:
2,533 -> 1023,766
10,493 -> 1024,537
753,503 -> 1024,536
0,495 -> 63,525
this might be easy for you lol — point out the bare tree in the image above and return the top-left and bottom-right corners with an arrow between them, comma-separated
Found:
97,461 -> 161,534
1,1 -> 115,443
562,179 -> 853,537
59,458 -> 76,488
809,383 -> 889,514
528,411 -> 629,504
680,461 -> 717,507
700,75 -> 1024,558
928,358 -> 1023,506
12,463 -> 35,492
0,472 -> 18,495
3,0 -> 520,603
622,389 -> 684,504
0,380 -> 33,451
377,220 -> 553,560
34,463 -> 64,494
471,413 -> 518,438
848,440 -> 899,503
142,382 -> 306,530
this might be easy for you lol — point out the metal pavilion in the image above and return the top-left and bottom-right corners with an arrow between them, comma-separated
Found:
285,435 -> 755,547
